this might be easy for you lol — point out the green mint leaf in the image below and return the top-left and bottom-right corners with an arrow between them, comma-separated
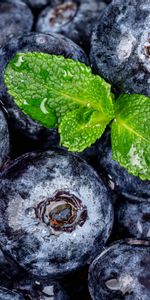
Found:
5,52 -> 114,149
59,109 -> 109,152
5,53 -> 58,127
111,94 -> 150,180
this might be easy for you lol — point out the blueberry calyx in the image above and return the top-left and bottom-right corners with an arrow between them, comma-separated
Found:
144,38 -> 150,57
48,1 -> 77,28
35,190 -> 87,232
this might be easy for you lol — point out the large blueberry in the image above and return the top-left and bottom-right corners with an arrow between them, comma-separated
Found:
90,0 -> 150,95
0,108 -> 9,169
35,0 -> 106,51
0,150 -> 113,281
89,239 -> 150,300
0,0 -> 33,49
98,131 -> 150,200
0,32 -> 88,141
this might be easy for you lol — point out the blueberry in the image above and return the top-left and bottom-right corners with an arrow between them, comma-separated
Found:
115,195 -> 150,240
98,130 -> 150,200
90,0 -> 150,95
0,108 -> 9,169
35,0 -> 106,51
0,32 -> 88,141
89,239 -> 150,300
0,0 -> 33,49
0,287 -> 24,300
0,149 -> 113,281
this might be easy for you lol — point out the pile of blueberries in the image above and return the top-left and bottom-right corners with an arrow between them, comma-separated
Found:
0,0 -> 150,299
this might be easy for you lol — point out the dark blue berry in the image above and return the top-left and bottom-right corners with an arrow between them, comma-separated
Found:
90,0 -> 150,96
35,0 -> 106,51
0,150 -> 113,281
89,239 -> 150,300
0,0 -> 33,49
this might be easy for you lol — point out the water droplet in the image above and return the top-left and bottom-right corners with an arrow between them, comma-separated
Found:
105,278 -> 120,290
43,285 -> 54,297
23,99 -> 29,105
108,179 -> 115,190
15,55 -> 24,67
25,207 -> 35,218
40,98 -> 49,114
105,274 -> 135,295
147,228 -> 150,237
137,220 -> 143,234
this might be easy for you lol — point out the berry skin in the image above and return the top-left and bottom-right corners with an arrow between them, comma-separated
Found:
90,0 -> 150,96
0,150 -> 113,281
0,109 -> 9,169
35,0 -> 106,51
0,0 -> 33,49
0,32 -> 88,141
98,131 -> 150,201
89,239 -> 150,300
0,248 -> 24,289
0,287 -> 24,300
116,195 -> 150,240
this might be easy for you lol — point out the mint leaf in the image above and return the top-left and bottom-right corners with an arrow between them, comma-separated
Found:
59,109 -> 110,152
111,94 -> 150,180
5,52 -> 114,148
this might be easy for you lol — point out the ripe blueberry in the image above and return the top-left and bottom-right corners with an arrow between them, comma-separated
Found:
90,0 -> 150,95
91,0 -> 150,96
0,0 -> 33,49
89,239 -> 150,300
0,150 -> 113,281
36,0 -> 106,51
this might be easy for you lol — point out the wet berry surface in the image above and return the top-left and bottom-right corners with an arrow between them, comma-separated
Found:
0,1 -> 150,299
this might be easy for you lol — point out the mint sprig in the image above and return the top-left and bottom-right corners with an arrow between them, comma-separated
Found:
4,52 -> 150,180
111,94 -> 150,180
4,52 -> 114,149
